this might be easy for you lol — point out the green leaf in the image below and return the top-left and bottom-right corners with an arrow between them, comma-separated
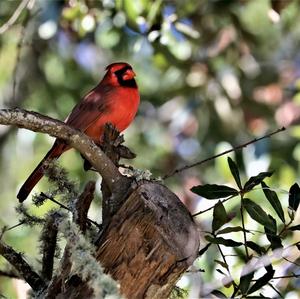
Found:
243,171 -> 273,192
191,184 -> 239,199
266,232 -> 283,250
264,215 -> 283,250
240,269 -> 254,295
265,214 -> 277,234
214,259 -> 228,270
227,157 -> 243,190
248,266 -> 274,294
243,198 -> 274,231
261,182 -> 285,223
212,201 -> 228,232
289,183 -> 300,212
289,224 -> 300,231
217,226 -> 247,235
205,235 -> 243,247
288,208 -> 295,221
198,243 -> 211,256
245,241 -> 266,255
233,247 -> 247,262
210,290 -> 227,298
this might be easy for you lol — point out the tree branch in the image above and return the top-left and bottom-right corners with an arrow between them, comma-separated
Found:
192,194 -> 236,217
0,240 -> 46,291
0,269 -> 20,279
39,192 -> 101,229
0,108 -> 129,193
73,181 -> 96,233
0,0 -> 32,35
40,212 -> 60,281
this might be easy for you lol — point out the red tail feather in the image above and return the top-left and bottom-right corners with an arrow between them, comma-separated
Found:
17,143 -> 64,202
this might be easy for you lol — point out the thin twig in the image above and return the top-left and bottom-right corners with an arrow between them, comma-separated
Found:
282,257 -> 300,267
267,282 -> 284,298
186,268 -> 205,273
4,221 -> 25,231
0,269 -> 20,279
192,194 -> 236,217
0,0 -> 31,34
163,127 -> 286,179
252,273 -> 300,281
41,193 -> 101,229
216,243 -> 238,294
240,197 -> 250,260
41,193 -> 71,212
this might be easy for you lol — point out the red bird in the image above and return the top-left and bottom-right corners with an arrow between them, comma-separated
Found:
17,62 -> 140,202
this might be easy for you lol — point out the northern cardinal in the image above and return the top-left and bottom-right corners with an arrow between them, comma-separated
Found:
17,62 -> 140,202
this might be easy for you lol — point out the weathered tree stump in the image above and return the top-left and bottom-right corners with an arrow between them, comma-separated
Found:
46,181 -> 199,299
96,181 -> 199,299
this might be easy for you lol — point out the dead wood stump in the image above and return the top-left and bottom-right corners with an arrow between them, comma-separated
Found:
96,181 -> 199,299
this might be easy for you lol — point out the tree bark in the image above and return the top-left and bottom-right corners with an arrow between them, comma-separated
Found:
96,181 -> 199,299
47,181 -> 199,299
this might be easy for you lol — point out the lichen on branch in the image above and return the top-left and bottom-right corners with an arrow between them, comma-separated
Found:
0,108 -> 128,193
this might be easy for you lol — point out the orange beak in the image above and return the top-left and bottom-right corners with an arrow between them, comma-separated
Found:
123,69 -> 136,80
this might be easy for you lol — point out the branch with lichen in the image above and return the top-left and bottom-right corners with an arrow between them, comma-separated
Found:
0,240 -> 46,292
44,219 -> 121,299
0,108 -> 131,195
73,181 -> 97,233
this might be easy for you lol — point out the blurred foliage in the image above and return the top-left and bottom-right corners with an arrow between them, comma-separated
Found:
0,0 -> 300,298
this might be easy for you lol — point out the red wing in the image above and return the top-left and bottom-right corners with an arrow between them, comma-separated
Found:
65,88 -> 110,131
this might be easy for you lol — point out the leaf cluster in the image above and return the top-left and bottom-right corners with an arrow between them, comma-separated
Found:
191,157 -> 300,298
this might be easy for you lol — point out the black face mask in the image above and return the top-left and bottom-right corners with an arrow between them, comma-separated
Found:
114,66 -> 137,88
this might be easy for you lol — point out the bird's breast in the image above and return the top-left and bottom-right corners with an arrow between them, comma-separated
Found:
85,87 -> 140,141
109,87 -> 140,131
